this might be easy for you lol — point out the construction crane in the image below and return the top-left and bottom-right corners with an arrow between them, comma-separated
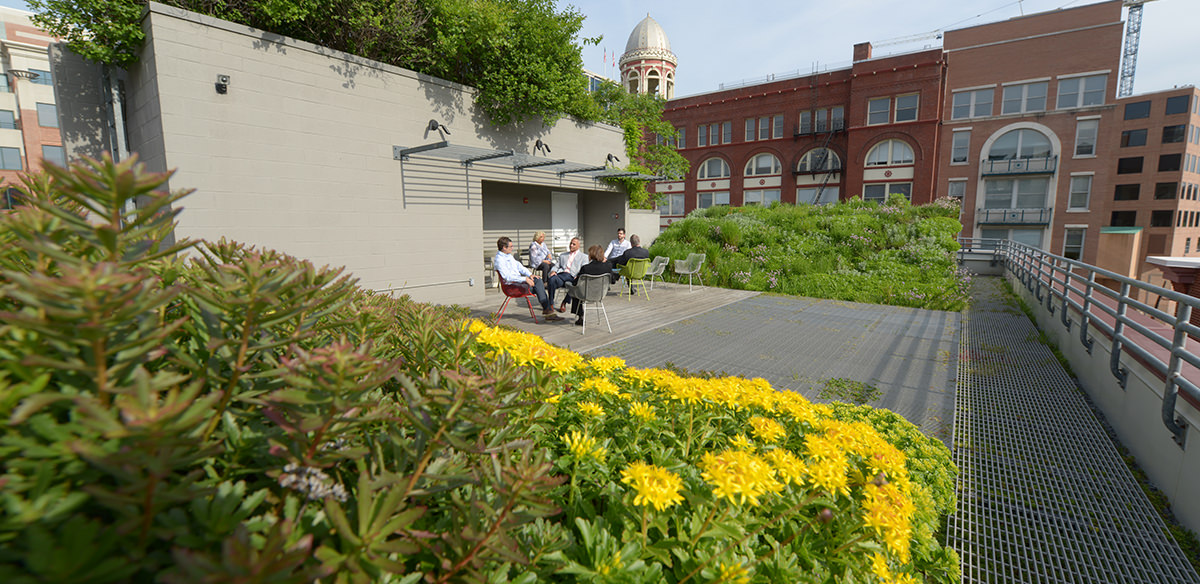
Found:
1119,0 -> 1158,97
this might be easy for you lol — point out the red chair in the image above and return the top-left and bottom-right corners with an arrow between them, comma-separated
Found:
495,276 -> 539,324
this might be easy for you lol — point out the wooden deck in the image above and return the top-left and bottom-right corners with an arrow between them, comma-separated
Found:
458,280 -> 760,354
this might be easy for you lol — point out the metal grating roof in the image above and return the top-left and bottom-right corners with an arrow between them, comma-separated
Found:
393,142 -> 661,180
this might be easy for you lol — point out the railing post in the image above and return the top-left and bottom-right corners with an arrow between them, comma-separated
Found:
1059,263 -> 1072,329
1110,282 -> 1131,389
1163,303 -> 1191,447
1033,251 -> 1045,303
1045,257 -> 1058,316
1079,272 -> 1095,354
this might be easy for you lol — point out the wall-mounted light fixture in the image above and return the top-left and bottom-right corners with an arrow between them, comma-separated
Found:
425,119 -> 450,140
534,139 -> 551,155
215,74 -> 230,94
606,153 -> 620,167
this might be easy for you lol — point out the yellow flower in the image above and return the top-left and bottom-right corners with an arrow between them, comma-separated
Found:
596,551 -> 622,576
562,431 -> 607,462
871,553 -> 891,580
630,401 -> 657,421
587,356 -> 626,374
580,377 -> 621,395
730,434 -> 754,450
806,454 -> 850,498
544,394 -> 561,404
762,449 -> 806,487
700,449 -> 782,506
716,562 -> 751,584
748,415 -> 786,443
621,462 -> 685,511
578,401 -> 604,417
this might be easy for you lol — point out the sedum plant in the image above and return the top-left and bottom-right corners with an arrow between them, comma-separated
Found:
0,157 -> 958,583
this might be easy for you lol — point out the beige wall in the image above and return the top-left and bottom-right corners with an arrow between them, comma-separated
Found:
71,2 -> 628,305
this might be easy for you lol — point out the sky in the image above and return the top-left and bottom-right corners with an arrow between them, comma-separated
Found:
0,0 -> 1194,99
562,0 -> 1200,98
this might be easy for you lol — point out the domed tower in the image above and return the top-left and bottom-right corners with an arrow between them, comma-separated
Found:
619,15 -> 677,99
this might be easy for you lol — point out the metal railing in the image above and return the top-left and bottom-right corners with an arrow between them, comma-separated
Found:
980,156 -> 1057,175
959,237 -> 1200,446
975,207 -> 1052,225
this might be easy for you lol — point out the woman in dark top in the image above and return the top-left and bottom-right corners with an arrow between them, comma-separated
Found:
570,245 -> 612,326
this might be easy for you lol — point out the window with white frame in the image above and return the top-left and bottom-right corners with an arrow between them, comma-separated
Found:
951,131 -> 970,164
895,94 -> 918,122
747,116 -> 783,141
948,180 -> 967,199
951,88 -> 994,119
798,111 -> 812,134
697,124 -> 708,147
661,193 -> 685,215
1074,119 -> 1098,157
744,153 -> 781,176
863,182 -> 912,202
1068,175 -> 1092,210
797,148 -> 841,173
865,139 -> 914,166
773,115 -> 784,139
797,186 -> 839,205
1057,74 -> 1107,109
697,157 -> 731,180
745,118 -> 755,141
1001,81 -> 1048,114
743,189 -> 781,205
757,117 -> 769,140
982,228 -> 1044,249
677,127 -> 686,149
983,177 -> 1049,209
1063,227 -> 1085,260
710,124 -> 719,145
987,129 -> 1052,161
697,192 -> 730,208
868,97 -> 890,125
830,106 -> 844,131
722,121 -> 732,144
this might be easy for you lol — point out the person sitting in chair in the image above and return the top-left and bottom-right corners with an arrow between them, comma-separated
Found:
527,231 -> 555,281
611,233 -> 650,283
568,245 -> 612,326
547,236 -> 586,312
495,236 -> 561,321
603,228 -> 630,262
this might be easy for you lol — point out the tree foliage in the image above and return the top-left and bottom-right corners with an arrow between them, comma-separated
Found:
589,81 -> 690,208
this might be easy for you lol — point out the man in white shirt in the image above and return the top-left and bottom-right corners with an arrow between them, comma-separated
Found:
494,236 -> 562,321
546,237 -> 586,311
603,228 -> 630,261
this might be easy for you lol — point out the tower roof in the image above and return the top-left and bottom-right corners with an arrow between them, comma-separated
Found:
625,15 -> 671,54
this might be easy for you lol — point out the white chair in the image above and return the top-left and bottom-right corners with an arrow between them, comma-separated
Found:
674,253 -> 706,291
565,274 -> 612,334
646,256 -> 670,290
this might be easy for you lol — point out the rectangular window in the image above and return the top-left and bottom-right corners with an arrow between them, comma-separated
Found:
1159,153 -> 1182,172
1068,175 -> 1092,210
0,110 -> 14,130
662,193 -> 685,215
951,88 -> 993,119
743,189 -> 781,206
29,68 -> 52,86
709,124 -> 719,146
1151,210 -> 1174,227
1001,81 -> 1048,114
831,106 -> 845,131
894,94 -> 918,122
1162,124 -> 1186,144
1114,184 -> 1140,200
951,131 -> 970,164
1124,100 -> 1151,119
772,115 -> 784,139
697,192 -> 729,208
0,74 -> 8,93
815,109 -> 828,133
868,97 -> 890,125
1057,74 -> 1108,109
1117,157 -> 1144,174
36,103 -> 58,128
722,121 -> 732,144
41,145 -> 65,167
796,186 -> 839,205
1111,211 -> 1137,227
1165,95 -> 1190,115
1075,119 -> 1098,157
0,146 -> 20,170
798,111 -> 812,134
1063,228 -> 1085,260
1121,129 -> 1147,147
1155,182 -> 1178,200
677,127 -> 685,149
745,118 -> 755,141
697,124 -> 707,147
863,182 -> 912,202
948,180 -> 967,199
758,117 -> 769,141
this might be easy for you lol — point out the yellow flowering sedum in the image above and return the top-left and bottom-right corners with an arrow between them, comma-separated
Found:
700,449 -> 782,506
562,431 -> 607,462
717,562 -> 751,584
620,462 -> 684,511
578,401 -> 605,417
730,434 -> 754,450
580,377 -> 621,395
762,449 -> 806,487
586,355 -> 626,374
467,320 -> 583,373
629,401 -> 657,421
748,415 -> 786,443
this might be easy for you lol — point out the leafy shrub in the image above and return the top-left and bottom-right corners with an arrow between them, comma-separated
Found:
0,157 -> 958,582
650,199 -> 969,311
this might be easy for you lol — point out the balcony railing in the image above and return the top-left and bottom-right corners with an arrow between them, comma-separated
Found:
975,207 -> 1052,225
981,155 -> 1057,175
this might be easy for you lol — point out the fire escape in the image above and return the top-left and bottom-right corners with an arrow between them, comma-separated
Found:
792,66 -> 845,204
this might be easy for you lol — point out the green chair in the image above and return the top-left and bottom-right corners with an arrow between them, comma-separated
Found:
619,257 -> 651,300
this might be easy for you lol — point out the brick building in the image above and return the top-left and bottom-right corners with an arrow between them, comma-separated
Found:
650,0 -> 1200,282
0,6 -> 62,207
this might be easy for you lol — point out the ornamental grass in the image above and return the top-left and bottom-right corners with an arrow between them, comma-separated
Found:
0,157 -> 958,583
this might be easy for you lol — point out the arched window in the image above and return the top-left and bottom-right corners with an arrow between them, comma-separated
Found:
744,153 -> 781,176
865,140 -> 914,166
665,72 -> 675,99
697,157 -> 731,180
797,148 -> 841,173
646,70 -> 661,96
626,72 -> 640,93
987,129 -> 1052,161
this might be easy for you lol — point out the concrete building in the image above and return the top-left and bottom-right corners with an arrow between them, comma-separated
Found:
52,2 -> 643,306
0,6 -> 63,207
